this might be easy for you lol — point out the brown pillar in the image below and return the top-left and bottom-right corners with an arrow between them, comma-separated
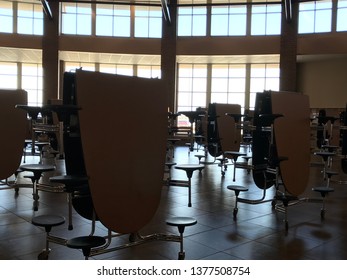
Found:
42,1 -> 59,103
161,1 -> 177,112
279,0 -> 299,92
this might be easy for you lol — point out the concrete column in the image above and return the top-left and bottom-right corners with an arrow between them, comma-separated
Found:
279,0 -> 299,92
161,0 -> 177,112
42,1 -> 59,103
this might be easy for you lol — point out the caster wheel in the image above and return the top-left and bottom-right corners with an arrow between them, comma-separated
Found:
178,251 -> 185,260
221,171 -> 225,176
38,250 -> 49,260
320,209 -> 325,219
233,208 -> 238,219
68,225 -> 73,230
129,233 -> 136,242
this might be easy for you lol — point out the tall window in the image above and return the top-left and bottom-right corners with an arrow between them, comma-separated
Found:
337,0 -> 347,31
251,4 -> 282,35
99,64 -> 133,76
211,5 -> 247,36
178,6 -> 207,36
22,63 -> 43,106
17,2 -> 43,35
134,6 -> 162,38
96,4 -> 131,37
250,64 -> 280,110
65,62 -> 95,72
61,2 -> 92,35
0,62 -> 17,89
298,0 -> 332,34
211,64 -> 246,110
177,64 -> 207,125
0,0 -> 13,33
137,65 -> 161,78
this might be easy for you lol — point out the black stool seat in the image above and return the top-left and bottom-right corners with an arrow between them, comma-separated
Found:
175,164 -> 205,177
224,151 -> 247,158
312,186 -> 334,195
166,216 -> 197,260
20,164 -> 55,177
49,175 -> 89,192
227,185 -> 248,219
227,185 -> 249,193
166,217 -> 197,228
165,162 -> 177,168
314,151 -> 335,161
66,236 -> 106,259
32,215 -> 65,231
325,170 -> 339,177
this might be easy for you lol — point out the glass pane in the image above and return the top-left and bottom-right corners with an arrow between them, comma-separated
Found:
315,10 -> 332,32
18,17 -> 33,34
228,92 -> 245,107
0,62 -> 17,74
178,78 -> 192,91
22,76 -> 37,89
193,78 -> 206,92
177,91 -> 191,107
192,15 -> 206,36
211,14 -> 228,35
77,14 -> 91,35
229,65 -> 246,77
62,14 -> 76,34
229,78 -> 246,92
96,16 -> 113,36
18,3 -> 33,17
100,64 -> 116,74
0,1 -> 12,16
0,75 -> 17,88
96,4 -> 113,15
192,92 -> 206,107
193,65 -> 207,77
265,77 -> 279,90
114,17 -> 130,37
33,18 -> 43,35
0,16 -> 12,32
149,17 -> 162,38
212,65 -> 228,77
178,16 -> 192,36
211,92 -> 227,103
135,18 -> 148,37
229,14 -> 246,35
211,78 -> 228,92
179,65 -> 193,77
250,77 -> 266,92
337,8 -> 347,31
251,65 -> 266,77
251,14 -> 266,35
117,65 -> 133,76
299,11 -> 315,33
266,13 -> 281,35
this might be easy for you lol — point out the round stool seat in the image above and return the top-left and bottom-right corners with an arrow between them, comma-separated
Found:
165,162 -> 177,168
66,236 -> 106,250
194,155 -> 205,159
35,141 -> 50,147
312,187 -> 334,194
224,151 -> 247,157
325,170 -> 339,176
166,216 -> 197,228
50,175 -> 89,192
20,163 -> 55,175
314,151 -> 335,161
32,215 -> 65,232
227,185 -> 248,192
175,164 -> 205,176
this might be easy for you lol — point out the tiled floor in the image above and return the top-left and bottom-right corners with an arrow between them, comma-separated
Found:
1,144 -> 347,260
